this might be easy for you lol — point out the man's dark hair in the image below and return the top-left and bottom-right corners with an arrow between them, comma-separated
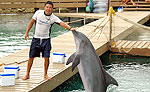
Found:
45,1 -> 54,7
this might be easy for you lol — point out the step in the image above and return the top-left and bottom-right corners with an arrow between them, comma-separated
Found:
121,5 -> 150,7
123,8 -> 150,10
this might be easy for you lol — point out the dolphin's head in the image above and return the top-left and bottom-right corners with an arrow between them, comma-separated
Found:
72,31 -> 88,48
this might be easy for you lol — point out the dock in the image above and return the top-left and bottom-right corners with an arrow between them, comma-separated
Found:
111,40 -> 150,56
54,13 -> 106,19
0,11 -> 150,92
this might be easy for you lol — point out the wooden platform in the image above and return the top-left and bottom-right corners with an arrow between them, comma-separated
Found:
0,0 -> 88,9
54,13 -> 106,19
111,40 -> 150,56
111,0 -> 150,11
0,11 -> 150,92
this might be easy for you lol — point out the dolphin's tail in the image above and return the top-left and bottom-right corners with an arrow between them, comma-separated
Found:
103,70 -> 118,87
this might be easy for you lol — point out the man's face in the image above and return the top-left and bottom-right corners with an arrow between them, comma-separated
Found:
44,4 -> 53,14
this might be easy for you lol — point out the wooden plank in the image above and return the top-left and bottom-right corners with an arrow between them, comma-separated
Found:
121,41 -> 132,48
126,41 -> 136,48
133,41 -> 142,48
36,0 -> 88,2
124,8 -> 150,11
28,66 -> 78,92
143,42 -> 150,48
116,40 -> 127,48
0,0 -> 36,2
110,2 -> 122,6
120,5 -> 150,7
137,41 -> 147,48
0,0 -> 87,9
55,13 -> 105,19
147,43 -> 150,49
34,3 -> 87,8
0,4 -> 36,8
116,40 -> 122,46
0,0 -> 87,2
0,3 -> 86,9
111,0 -> 121,2
135,1 -> 150,4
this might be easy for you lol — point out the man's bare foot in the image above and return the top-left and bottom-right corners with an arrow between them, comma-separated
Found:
22,75 -> 30,80
44,75 -> 51,80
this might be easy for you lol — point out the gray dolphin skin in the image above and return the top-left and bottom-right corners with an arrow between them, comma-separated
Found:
66,31 -> 118,92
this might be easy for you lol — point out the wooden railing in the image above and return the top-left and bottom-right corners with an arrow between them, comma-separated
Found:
0,0 -> 88,12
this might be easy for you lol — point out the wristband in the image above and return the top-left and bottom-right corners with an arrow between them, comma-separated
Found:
69,27 -> 72,30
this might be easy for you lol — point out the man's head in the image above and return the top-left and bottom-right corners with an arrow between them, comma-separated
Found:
44,1 -> 54,15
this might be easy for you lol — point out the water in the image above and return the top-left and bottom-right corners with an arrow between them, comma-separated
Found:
52,62 -> 150,92
107,62 -> 150,92
0,14 -> 32,57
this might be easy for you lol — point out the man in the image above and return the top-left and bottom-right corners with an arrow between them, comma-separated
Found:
22,1 -> 75,80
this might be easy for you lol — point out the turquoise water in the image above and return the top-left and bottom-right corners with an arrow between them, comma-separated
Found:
1,14 -> 150,92
52,61 -> 150,92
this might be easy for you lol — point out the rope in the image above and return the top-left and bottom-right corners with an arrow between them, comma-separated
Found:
118,45 -> 135,53
111,14 -> 145,53
0,60 -> 28,67
115,14 -> 150,30
111,15 -> 117,47
66,18 -> 85,24
88,16 -> 109,39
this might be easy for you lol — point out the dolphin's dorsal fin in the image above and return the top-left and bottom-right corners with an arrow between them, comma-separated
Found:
103,70 -> 118,87
72,54 -> 80,72
66,52 -> 76,65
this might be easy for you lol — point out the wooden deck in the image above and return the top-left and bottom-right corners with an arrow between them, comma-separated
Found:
0,0 -> 88,9
111,40 -> 150,56
111,0 -> 150,11
54,13 -> 106,19
0,11 -> 150,92
0,0 -> 88,13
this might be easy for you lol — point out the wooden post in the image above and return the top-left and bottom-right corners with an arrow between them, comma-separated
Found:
76,1 -> 79,13
109,13 -> 112,43
83,15 -> 86,25
107,0 -> 110,13
59,0 -> 61,13
68,17 -> 71,23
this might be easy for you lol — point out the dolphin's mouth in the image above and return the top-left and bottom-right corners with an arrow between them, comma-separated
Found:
72,30 -> 78,35
72,31 -> 79,38
72,31 -> 85,43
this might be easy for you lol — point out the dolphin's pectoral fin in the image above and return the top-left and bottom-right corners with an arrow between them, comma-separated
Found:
66,52 -> 76,65
103,70 -> 118,87
72,54 -> 80,72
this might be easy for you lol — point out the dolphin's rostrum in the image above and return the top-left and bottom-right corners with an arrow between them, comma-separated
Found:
66,31 -> 118,92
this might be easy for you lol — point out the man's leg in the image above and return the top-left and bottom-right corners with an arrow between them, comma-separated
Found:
44,57 -> 51,80
22,57 -> 34,80
130,0 -> 136,5
124,0 -> 129,5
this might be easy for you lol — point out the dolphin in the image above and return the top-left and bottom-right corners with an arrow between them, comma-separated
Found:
66,31 -> 118,92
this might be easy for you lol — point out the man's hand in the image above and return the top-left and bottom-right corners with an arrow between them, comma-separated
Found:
25,32 -> 29,40
70,28 -> 76,31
